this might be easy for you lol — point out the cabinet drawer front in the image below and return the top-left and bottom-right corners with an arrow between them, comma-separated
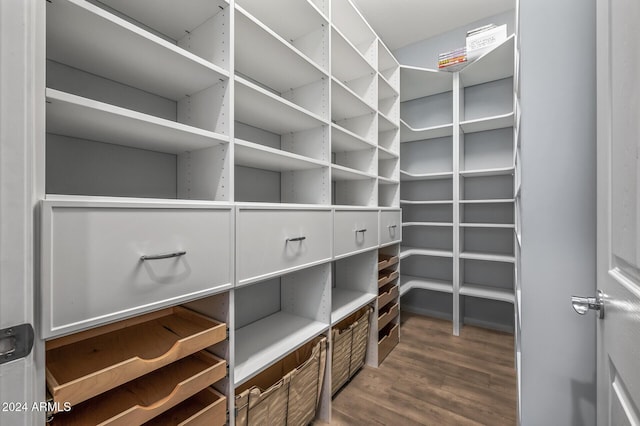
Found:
237,209 -> 332,285
42,203 -> 232,338
379,210 -> 402,245
333,211 -> 379,257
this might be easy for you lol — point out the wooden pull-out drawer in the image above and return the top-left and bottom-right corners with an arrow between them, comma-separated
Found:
41,200 -> 233,338
379,210 -> 402,246
236,208 -> 332,285
333,210 -> 379,258
377,253 -> 399,270
378,284 -> 399,310
378,269 -> 399,288
378,323 -> 399,364
377,302 -> 399,331
46,306 -> 226,408
143,388 -> 227,426
49,351 -> 226,426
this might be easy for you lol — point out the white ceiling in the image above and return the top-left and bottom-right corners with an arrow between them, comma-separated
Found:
351,0 -> 515,51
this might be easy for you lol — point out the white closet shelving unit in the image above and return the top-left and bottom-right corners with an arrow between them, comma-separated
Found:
35,0 -> 402,424
399,35 -> 517,335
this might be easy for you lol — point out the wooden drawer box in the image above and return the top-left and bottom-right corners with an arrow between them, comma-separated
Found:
378,284 -> 399,310
236,208 -> 332,286
378,253 -> 399,270
143,388 -> 227,426
378,302 -> 399,331
333,210 -> 379,258
41,200 -> 233,338
379,210 -> 402,246
49,351 -> 226,425
46,306 -> 226,408
378,269 -> 399,288
378,323 -> 399,364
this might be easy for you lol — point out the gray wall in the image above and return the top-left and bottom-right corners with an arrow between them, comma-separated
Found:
394,10 -> 515,69
519,0 -> 597,424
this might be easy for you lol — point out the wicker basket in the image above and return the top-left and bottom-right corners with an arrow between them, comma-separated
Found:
235,336 -> 327,426
331,306 -> 372,395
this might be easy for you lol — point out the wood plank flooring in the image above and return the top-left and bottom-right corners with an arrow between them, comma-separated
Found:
323,313 -> 517,425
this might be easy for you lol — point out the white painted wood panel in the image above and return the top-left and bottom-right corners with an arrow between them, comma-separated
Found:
334,210 -> 379,258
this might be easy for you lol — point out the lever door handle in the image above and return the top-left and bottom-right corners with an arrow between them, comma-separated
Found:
571,289 -> 604,319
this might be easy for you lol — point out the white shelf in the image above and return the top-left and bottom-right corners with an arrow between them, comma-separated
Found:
331,289 -> 376,324
460,112 -> 514,134
378,112 -> 398,132
400,170 -> 454,181
400,275 -> 453,296
401,120 -> 454,142
46,89 -> 228,154
460,251 -> 516,263
331,165 -> 376,181
460,35 -> 515,88
460,223 -> 515,229
332,27 -> 376,83
459,284 -> 515,304
235,139 -> 326,171
403,222 -> 453,227
378,40 -> 398,73
331,124 -> 376,152
400,199 -> 453,205
378,146 -> 399,160
460,199 -> 515,204
98,0 -> 229,41
378,74 -> 398,100
378,177 -> 399,185
400,246 -> 453,259
235,7 -> 328,93
400,65 -> 452,101
234,311 -> 328,386
236,0 -> 328,45
47,0 -> 229,101
459,166 -> 515,178
331,78 -> 375,121
331,0 -> 376,58
235,76 -> 326,134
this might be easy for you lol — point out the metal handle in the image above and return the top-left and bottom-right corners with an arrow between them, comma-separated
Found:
286,236 -> 306,242
571,289 -> 604,319
355,229 -> 367,233
140,250 -> 186,261
388,224 -> 397,229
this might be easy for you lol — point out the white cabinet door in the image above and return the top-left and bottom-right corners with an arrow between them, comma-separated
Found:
41,201 -> 233,338
333,210 -> 379,258
236,208 -> 332,286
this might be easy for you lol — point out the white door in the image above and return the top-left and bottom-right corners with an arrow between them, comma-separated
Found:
595,0 -> 640,423
0,1 -> 44,424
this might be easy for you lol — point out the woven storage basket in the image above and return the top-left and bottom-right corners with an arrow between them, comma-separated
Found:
331,306 -> 372,395
235,336 -> 327,426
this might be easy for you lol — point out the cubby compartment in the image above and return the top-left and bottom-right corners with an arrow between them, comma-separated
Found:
332,177 -> 378,206
400,255 -> 453,296
332,28 -> 377,109
460,127 -> 514,173
378,156 -> 400,180
379,128 -> 400,153
378,85 -> 399,121
378,41 -> 400,93
332,144 -> 377,175
462,77 -> 514,123
402,224 -> 453,253
401,289 -> 453,321
234,264 -> 331,386
400,91 -> 454,131
331,0 -> 377,68
332,251 -> 377,323
401,178 -> 453,202
235,0 -> 329,71
378,182 -> 400,207
461,201 -> 514,224
461,174 -> 513,201
461,296 -> 514,332
460,227 -> 515,259
401,136 -> 453,179
460,259 -> 515,304
402,202 -> 453,223
332,80 -> 378,143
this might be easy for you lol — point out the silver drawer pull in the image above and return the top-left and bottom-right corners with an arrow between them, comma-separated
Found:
140,250 -> 187,261
286,236 -> 306,243
388,225 -> 397,229
355,229 -> 367,233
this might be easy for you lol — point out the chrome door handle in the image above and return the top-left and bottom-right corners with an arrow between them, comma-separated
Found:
571,289 -> 604,319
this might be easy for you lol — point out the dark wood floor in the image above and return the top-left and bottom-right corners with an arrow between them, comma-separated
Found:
325,313 -> 517,425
